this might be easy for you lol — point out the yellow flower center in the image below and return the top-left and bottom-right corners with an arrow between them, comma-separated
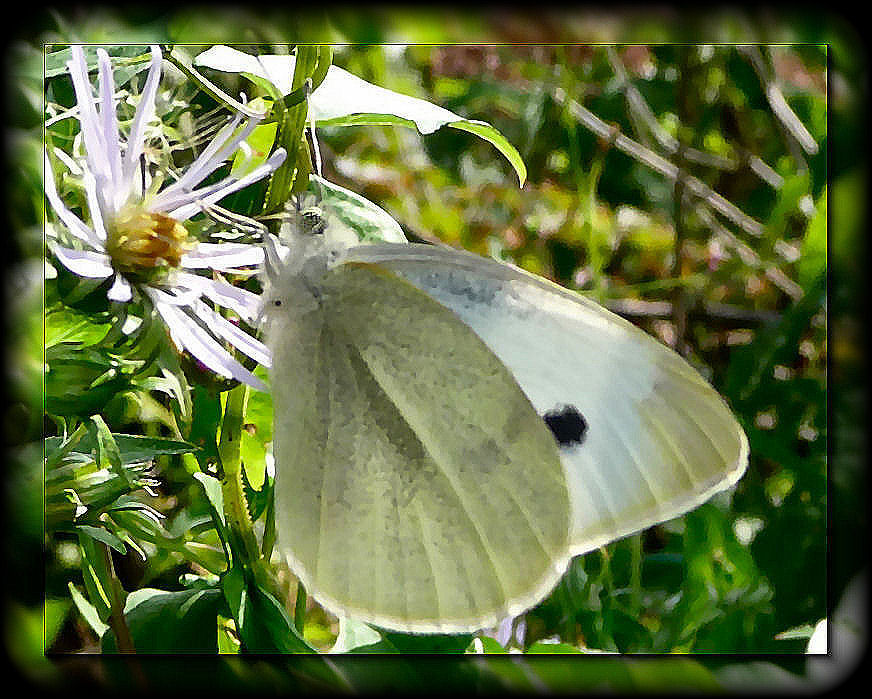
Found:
106,207 -> 193,282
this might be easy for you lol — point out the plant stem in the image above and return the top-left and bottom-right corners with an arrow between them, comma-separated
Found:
101,544 -> 136,654
218,383 -> 260,565
218,384 -> 286,607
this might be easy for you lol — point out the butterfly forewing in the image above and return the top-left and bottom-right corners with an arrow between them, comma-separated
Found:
342,244 -> 749,557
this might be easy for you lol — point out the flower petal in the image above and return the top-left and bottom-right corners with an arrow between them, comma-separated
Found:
148,174 -> 239,214
167,149 -> 287,222
44,152 -> 104,250
68,46 -> 111,188
51,146 -> 83,177
107,274 -> 133,302
48,242 -> 114,278
97,48 -> 124,208
149,288 -> 267,391
148,283 -> 201,307
495,617 -> 513,647
121,45 -> 162,189
180,242 -> 265,271
173,271 -> 263,323
192,299 -> 271,367
82,171 -> 108,241
152,113 -> 246,204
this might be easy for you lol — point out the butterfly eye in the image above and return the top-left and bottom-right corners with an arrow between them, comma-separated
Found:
543,405 -> 588,447
300,206 -> 326,235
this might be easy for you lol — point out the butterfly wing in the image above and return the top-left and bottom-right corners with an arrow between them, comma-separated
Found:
267,260 -> 573,633
341,244 -> 749,557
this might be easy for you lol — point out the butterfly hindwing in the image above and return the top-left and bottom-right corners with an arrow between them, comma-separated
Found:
268,259 -> 573,633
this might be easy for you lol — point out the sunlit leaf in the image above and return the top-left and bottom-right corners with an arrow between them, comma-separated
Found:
194,45 -> 526,185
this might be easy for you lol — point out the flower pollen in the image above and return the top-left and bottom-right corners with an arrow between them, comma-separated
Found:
106,206 -> 193,281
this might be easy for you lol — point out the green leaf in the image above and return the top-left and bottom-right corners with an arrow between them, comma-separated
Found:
45,306 -> 112,348
798,185 -> 826,292
6,601 -> 70,677
193,471 -> 226,529
539,657 -> 644,691
44,433 -> 198,465
45,599 -> 72,650
775,622 -> 818,641
231,118 -> 278,178
101,587 -> 225,653
346,629 -> 474,654
448,120 -> 527,186
76,524 -> 128,554
194,46 -> 526,186
716,661 -> 806,692
45,346 -> 133,416
470,636 -> 508,653
218,615 -> 241,654
189,386 -> 221,469
90,415 -> 126,482
303,174 -> 407,244
77,533 -> 114,623
623,659 -> 722,692
44,45 -> 153,84
68,582 -> 110,638
766,171 -> 810,237
240,366 -> 273,490
220,564 -> 314,653
331,617 -> 383,653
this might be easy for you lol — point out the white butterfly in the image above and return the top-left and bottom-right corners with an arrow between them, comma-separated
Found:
263,212 -> 748,634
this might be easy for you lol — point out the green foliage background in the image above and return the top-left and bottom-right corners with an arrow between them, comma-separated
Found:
4,5 -> 863,694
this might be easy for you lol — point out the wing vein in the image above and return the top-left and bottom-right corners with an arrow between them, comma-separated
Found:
596,399 -> 665,512
339,337 -> 513,615
412,496 -> 446,627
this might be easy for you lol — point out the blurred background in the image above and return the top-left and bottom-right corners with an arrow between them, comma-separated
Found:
4,4 -> 864,694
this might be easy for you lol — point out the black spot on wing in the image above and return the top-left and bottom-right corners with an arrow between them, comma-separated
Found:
543,405 -> 587,447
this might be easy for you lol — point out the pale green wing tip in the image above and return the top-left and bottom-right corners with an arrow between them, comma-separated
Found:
566,422 -> 750,559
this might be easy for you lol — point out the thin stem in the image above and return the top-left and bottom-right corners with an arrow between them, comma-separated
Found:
671,47 -> 694,358
101,544 -> 137,655
218,383 -> 260,565
606,47 -> 733,171
165,47 -> 267,120
739,45 -> 818,158
605,46 -> 783,190
265,45 -> 320,212
672,148 -> 689,355
217,384 -> 287,613
550,81 -> 765,237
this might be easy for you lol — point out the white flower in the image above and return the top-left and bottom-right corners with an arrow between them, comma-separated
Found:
44,45 -> 286,391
